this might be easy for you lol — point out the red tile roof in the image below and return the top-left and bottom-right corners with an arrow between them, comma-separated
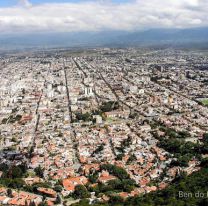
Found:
63,176 -> 88,192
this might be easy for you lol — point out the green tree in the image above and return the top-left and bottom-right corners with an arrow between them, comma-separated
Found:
7,188 -> 13,197
11,166 -> 23,178
73,185 -> 90,199
54,185 -> 63,192
34,165 -> 44,178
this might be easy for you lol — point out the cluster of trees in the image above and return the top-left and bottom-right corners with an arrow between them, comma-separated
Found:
100,164 -> 130,180
73,185 -> 91,199
126,154 -> 137,165
0,163 -> 53,196
151,124 -> 204,167
202,133 -> 208,154
34,165 -> 44,178
0,163 -> 27,179
1,114 -> 22,124
99,101 -> 119,113
24,182 -> 52,194
157,132 -> 208,167
158,138 -> 200,167
0,178 -> 25,189
0,163 -> 27,189
159,126 -> 190,139
73,101 -> 120,123
73,112 -> 93,122
92,178 -> 136,195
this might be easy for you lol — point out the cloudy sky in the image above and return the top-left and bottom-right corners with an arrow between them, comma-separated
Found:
0,0 -> 207,34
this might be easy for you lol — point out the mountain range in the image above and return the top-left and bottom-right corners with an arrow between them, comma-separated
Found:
0,27 -> 208,50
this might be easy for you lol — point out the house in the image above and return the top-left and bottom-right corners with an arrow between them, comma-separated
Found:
24,177 -> 43,186
98,171 -> 117,184
63,176 -> 88,192
37,188 -> 57,198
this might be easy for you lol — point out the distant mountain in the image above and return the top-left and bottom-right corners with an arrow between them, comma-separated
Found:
117,27 -> 208,46
0,27 -> 208,50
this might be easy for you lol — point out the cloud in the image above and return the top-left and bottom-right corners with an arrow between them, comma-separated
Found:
0,0 -> 207,34
18,0 -> 32,7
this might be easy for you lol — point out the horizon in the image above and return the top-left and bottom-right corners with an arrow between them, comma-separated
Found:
0,1 -> 208,206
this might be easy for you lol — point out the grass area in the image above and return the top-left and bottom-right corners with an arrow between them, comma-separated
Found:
106,117 -> 116,123
201,99 -> 208,106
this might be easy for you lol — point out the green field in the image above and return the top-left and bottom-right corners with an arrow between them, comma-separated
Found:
202,99 -> 208,106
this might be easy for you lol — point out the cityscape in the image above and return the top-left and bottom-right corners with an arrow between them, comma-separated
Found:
0,0 -> 208,206
0,48 -> 208,206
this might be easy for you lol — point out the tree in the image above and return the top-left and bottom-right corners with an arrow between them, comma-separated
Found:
121,179 -> 136,192
127,154 -> 137,164
89,172 -> 99,184
203,133 -> 208,143
92,144 -> 104,156
200,158 -> 208,167
109,195 -> 123,205
11,166 -> 23,178
8,178 -> 25,189
39,202 -> 48,206
73,185 -> 90,199
34,165 -> 44,178
7,188 -> 13,197
75,112 -> 92,122
54,185 -> 63,192
55,194 -> 62,204
72,199 -> 90,206
101,164 -> 130,179
99,101 -> 119,112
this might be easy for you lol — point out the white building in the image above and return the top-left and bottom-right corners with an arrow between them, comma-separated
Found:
84,87 -> 94,97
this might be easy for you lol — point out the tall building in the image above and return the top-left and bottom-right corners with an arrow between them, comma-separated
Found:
84,87 -> 94,96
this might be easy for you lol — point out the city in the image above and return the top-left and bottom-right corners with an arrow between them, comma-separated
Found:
0,48 -> 208,205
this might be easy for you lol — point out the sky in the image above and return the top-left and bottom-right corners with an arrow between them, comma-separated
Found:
0,0 -> 207,34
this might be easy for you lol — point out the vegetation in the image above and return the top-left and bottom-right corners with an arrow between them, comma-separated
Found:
159,126 -> 190,139
0,163 -> 27,189
73,185 -> 90,199
73,101 -> 120,123
34,165 -> 44,178
0,178 -> 25,189
115,137 -> 132,161
54,185 -> 63,192
71,129 -> 208,206
158,137 -> 200,167
126,154 -> 137,164
88,172 -> 99,184
201,99 -> 208,106
99,101 -> 119,113
72,165 -> 208,206
92,144 -> 105,156
156,131 -> 208,167
0,163 -> 55,197
89,178 -> 136,196
0,163 -> 27,179
1,114 -> 22,124
150,124 -> 202,167
86,164 -> 136,197
74,112 -> 93,122
100,164 -> 130,180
